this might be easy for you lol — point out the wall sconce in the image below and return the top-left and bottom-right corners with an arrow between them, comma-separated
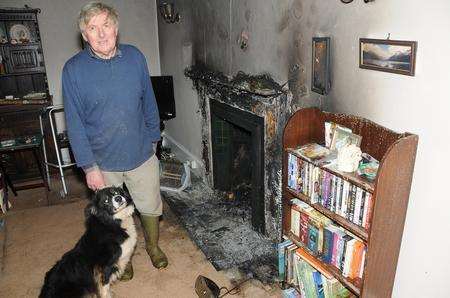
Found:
340,0 -> 374,3
160,2 -> 180,24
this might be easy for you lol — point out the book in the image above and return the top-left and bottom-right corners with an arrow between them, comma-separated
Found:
308,211 -> 332,255
358,191 -> 366,226
278,239 -> 293,281
288,153 -> 298,190
342,239 -> 356,277
296,246 -> 333,279
300,208 -> 311,245
326,225 -> 346,268
353,187 -> 363,225
299,258 -> 318,298
291,204 -> 301,238
349,240 -> 365,279
347,185 -> 357,222
323,277 -> 351,298
312,269 -> 325,298
307,222 -> 319,255
359,248 -> 367,279
322,226 -> 335,264
340,181 -> 350,218
337,234 -> 352,271
286,243 -> 298,284
363,193 -> 373,229
282,287 -> 302,298
325,122 -> 352,149
295,143 -> 331,162
330,126 -> 362,152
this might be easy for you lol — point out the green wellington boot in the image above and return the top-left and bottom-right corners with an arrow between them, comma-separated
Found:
140,215 -> 168,269
119,261 -> 134,281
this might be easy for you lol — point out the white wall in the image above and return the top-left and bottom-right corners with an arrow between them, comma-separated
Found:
1,0 -> 160,131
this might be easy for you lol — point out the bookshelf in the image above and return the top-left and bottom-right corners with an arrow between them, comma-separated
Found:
281,108 -> 418,297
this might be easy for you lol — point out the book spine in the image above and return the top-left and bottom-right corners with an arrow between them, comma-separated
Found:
347,185 -> 357,222
299,211 -> 310,245
312,270 -> 325,298
353,187 -> 363,225
327,174 -> 334,210
342,239 -> 355,277
364,193 -> 373,229
290,205 -> 301,238
299,159 -> 305,194
307,222 -> 319,256
331,231 -> 340,267
322,226 -> 334,264
332,176 -> 339,213
358,191 -> 366,226
278,239 -> 293,281
359,248 -> 367,279
338,235 -> 352,272
340,181 -> 349,218
336,178 -> 343,215
322,172 -> 329,207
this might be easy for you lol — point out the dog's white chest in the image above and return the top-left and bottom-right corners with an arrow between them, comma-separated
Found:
120,216 -> 137,260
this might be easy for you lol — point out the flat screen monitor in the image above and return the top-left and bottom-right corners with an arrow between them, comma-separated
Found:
150,75 -> 176,120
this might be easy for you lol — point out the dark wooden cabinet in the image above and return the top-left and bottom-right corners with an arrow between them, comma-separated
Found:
0,7 -> 52,183
282,107 -> 418,297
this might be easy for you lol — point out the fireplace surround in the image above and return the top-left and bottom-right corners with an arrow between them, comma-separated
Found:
186,66 -> 294,241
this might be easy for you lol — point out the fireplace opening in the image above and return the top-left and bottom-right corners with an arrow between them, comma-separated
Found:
210,99 -> 265,233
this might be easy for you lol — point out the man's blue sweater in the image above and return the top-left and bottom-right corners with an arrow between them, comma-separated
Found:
62,44 -> 160,172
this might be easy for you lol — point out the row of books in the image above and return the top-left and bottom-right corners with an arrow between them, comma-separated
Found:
290,199 -> 366,280
279,239 -> 351,298
287,152 -> 373,229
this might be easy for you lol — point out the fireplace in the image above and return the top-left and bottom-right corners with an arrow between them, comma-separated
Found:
210,99 -> 265,233
186,66 -> 295,241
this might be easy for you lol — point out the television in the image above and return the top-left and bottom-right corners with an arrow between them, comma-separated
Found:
150,75 -> 176,120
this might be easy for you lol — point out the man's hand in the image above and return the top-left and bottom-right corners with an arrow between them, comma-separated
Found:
85,169 -> 105,190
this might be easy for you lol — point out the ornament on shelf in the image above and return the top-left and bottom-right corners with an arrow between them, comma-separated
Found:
337,144 -> 362,172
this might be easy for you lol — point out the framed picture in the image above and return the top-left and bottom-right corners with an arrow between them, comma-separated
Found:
330,126 -> 362,152
312,37 -> 331,95
359,38 -> 417,76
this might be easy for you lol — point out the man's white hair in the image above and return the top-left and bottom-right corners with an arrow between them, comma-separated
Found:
78,1 -> 119,33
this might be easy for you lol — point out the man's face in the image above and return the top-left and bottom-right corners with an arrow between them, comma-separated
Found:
82,11 -> 118,59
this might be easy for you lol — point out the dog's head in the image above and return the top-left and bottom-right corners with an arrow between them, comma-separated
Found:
85,186 -> 134,223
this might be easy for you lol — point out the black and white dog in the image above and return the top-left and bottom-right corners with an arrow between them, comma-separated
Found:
39,187 -> 137,298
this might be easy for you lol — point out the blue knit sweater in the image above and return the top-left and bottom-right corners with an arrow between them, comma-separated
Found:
62,44 -> 160,171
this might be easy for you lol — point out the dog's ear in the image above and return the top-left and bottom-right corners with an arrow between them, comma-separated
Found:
122,186 -> 132,199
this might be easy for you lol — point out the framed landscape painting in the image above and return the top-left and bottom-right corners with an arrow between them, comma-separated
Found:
312,37 -> 331,95
359,38 -> 417,76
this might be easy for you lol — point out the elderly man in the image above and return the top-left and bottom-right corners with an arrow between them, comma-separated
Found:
62,1 -> 168,279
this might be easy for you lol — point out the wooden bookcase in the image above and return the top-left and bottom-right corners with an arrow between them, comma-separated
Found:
282,107 -> 418,297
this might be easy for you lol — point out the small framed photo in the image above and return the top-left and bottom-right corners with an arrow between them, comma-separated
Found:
312,37 -> 331,95
359,38 -> 417,76
330,126 -> 362,152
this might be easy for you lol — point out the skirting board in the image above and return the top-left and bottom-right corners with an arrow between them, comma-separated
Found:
161,132 -> 205,178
